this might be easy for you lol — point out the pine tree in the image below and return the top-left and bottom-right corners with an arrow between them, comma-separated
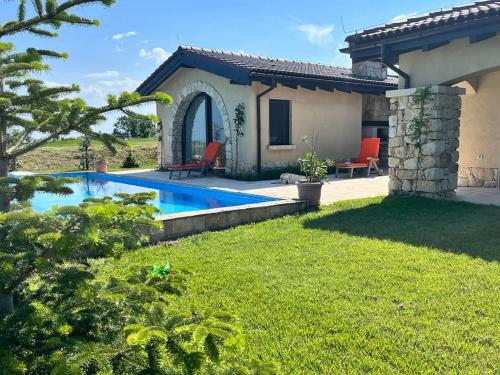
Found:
0,0 -> 171,211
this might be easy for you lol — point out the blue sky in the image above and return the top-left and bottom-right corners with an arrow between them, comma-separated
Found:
2,0 -> 468,132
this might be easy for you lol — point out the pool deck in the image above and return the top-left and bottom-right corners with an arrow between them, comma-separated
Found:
112,169 -> 390,205
113,169 -> 500,207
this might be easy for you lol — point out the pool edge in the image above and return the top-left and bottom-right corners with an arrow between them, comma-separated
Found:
154,199 -> 309,241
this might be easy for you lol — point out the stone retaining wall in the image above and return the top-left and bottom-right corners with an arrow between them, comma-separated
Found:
155,199 -> 308,240
386,86 -> 464,198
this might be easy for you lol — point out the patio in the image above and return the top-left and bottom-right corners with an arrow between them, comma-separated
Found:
115,169 -> 500,207
114,170 -> 389,204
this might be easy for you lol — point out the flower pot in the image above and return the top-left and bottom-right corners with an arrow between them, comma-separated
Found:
296,181 -> 324,206
95,161 -> 108,173
215,156 -> 225,168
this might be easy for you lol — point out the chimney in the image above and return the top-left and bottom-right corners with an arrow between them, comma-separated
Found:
352,61 -> 387,81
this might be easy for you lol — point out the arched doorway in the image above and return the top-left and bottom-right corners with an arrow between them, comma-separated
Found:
181,93 -> 225,163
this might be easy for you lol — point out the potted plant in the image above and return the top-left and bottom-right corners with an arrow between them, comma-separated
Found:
95,149 -> 109,173
296,133 -> 334,205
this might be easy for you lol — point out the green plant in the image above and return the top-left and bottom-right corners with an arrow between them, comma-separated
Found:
0,260 -> 262,374
298,152 -> 334,183
151,261 -> 171,278
0,0 -> 171,211
121,149 -> 140,168
298,132 -> 334,183
233,103 -> 246,173
409,87 -> 433,147
0,190 -> 159,314
78,135 -> 95,170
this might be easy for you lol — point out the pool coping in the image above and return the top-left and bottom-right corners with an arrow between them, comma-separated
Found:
154,198 -> 309,241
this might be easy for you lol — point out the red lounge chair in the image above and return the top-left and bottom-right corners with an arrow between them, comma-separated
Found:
335,138 -> 381,178
168,142 -> 221,179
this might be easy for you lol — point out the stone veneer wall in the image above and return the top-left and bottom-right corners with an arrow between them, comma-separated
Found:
164,80 -> 233,172
386,86 -> 464,198
458,167 -> 499,188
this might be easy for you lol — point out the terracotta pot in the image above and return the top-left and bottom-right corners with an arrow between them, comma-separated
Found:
296,181 -> 324,206
95,161 -> 108,173
215,156 -> 225,168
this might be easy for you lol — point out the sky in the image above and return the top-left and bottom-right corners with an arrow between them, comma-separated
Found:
1,0 -> 470,133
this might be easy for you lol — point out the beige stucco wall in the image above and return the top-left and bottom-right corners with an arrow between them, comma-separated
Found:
251,83 -> 362,168
458,69 -> 500,169
398,33 -> 500,88
155,68 -> 364,172
155,67 -> 252,170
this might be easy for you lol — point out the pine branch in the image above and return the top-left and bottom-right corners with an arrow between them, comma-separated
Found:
0,0 -> 115,37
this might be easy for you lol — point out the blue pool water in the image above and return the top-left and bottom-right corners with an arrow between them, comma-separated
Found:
30,172 -> 277,214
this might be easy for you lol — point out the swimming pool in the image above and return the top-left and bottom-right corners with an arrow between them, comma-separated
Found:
30,172 -> 278,214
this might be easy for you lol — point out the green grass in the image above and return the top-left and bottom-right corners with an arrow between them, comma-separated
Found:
17,137 -> 158,173
43,137 -> 157,148
94,196 -> 500,374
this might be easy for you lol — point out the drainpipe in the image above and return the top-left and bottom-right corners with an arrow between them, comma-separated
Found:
381,45 -> 411,89
256,81 -> 276,174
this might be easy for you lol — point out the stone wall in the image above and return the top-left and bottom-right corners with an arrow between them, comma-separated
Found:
386,86 -> 464,198
352,61 -> 387,81
458,167 -> 499,188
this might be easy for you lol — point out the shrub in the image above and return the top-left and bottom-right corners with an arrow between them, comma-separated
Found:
298,152 -> 334,183
122,149 -> 140,168
0,261 -> 262,374
0,191 -> 159,312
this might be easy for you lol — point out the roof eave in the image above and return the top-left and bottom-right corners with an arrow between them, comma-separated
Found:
136,49 -> 251,95
344,14 -> 500,63
249,72 -> 397,95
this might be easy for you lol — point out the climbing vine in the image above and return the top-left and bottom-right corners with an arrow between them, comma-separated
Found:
233,103 -> 246,174
409,87 -> 433,147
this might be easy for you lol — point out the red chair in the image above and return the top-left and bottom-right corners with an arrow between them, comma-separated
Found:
335,138 -> 381,178
168,142 -> 221,179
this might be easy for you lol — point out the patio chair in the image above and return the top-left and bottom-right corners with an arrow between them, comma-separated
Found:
168,142 -> 221,179
335,138 -> 381,178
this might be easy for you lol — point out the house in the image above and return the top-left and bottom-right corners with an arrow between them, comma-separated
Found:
137,46 -> 397,174
342,0 -> 500,196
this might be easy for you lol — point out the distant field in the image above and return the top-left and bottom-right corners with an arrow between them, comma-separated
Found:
43,137 -> 158,148
17,137 -> 158,173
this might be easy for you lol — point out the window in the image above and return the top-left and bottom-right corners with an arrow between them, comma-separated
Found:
269,99 -> 290,145
182,93 -> 224,163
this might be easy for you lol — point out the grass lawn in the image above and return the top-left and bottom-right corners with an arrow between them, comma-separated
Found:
43,136 -> 158,148
17,137 -> 158,173
95,196 -> 500,374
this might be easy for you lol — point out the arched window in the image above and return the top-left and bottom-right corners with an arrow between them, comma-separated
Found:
182,93 -> 224,163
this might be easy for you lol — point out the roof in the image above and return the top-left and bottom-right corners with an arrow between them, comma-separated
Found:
136,46 -> 397,96
342,0 -> 500,63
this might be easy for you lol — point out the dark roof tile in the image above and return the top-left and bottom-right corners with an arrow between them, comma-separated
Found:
137,46 -> 397,95
346,0 -> 500,42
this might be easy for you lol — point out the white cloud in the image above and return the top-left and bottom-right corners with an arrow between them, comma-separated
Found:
97,77 -> 141,91
391,12 -> 418,22
297,24 -> 334,46
85,70 -> 120,79
112,31 -> 137,40
139,47 -> 170,64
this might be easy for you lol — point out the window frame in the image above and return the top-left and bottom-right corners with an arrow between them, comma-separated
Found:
268,98 -> 292,146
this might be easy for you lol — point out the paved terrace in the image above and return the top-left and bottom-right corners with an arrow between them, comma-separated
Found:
115,170 -> 389,204
114,170 -> 500,207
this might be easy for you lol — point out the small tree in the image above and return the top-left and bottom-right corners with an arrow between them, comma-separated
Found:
78,135 -> 94,170
0,0 -> 171,211
122,148 -> 139,168
233,103 -> 245,174
112,115 -> 157,138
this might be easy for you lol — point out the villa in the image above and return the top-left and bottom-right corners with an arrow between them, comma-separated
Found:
137,47 -> 397,174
